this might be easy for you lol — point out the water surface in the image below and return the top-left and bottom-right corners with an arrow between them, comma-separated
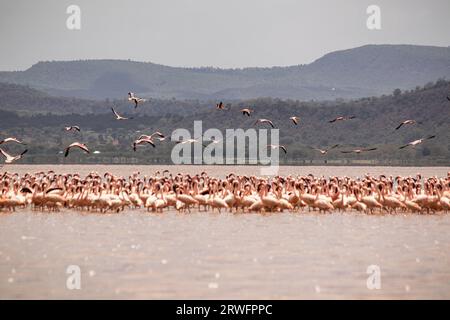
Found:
1,165 -> 449,299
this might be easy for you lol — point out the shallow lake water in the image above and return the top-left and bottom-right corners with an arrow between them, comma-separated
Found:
0,165 -> 449,299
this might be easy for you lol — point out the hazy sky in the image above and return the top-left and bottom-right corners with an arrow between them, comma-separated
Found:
0,0 -> 449,71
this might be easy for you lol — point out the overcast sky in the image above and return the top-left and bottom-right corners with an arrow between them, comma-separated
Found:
0,0 -> 449,71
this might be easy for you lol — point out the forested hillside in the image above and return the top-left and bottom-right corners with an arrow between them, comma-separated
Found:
1,45 -> 449,101
0,79 -> 449,165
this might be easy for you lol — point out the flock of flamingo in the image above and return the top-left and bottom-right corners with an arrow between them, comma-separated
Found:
0,91 -> 449,214
0,170 -> 449,213
0,91 -> 447,161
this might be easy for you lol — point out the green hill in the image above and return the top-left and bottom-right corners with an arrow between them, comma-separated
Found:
0,79 -> 449,165
1,44 -> 449,101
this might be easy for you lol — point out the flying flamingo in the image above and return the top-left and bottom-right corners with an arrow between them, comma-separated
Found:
133,137 -> 156,151
329,115 -> 356,123
112,107 -> 133,120
128,92 -> 146,108
64,126 -> 81,132
138,131 -> 166,141
341,147 -> 377,154
241,108 -> 253,116
267,144 -> 287,154
395,120 -> 417,130
64,143 -> 90,157
0,137 -> 26,145
254,119 -> 275,128
175,138 -> 207,147
216,101 -> 230,110
309,144 -> 339,155
399,135 -> 436,149
0,148 -> 28,163
289,116 -> 300,125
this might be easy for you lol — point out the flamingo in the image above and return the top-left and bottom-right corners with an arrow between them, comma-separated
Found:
65,126 -> 81,132
64,143 -> 90,157
0,137 -> 26,145
267,144 -> 287,154
309,144 -> 339,155
254,119 -> 275,128
174,138 -> 207,147
341,148 -> 377,154
399,136 -> 436,149
112,107 -> 133,120
329,115 -> 355,123
175,187 -> 198,213
312,190 -> 334,213
289,116 -> 300,125
133,137 -> 155,151
395,120 -> 417,130
128,92 -> 146,108
216,101 -> 229,110
0,148 -> 28,163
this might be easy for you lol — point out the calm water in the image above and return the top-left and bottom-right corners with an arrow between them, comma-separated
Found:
1,165 -> 449,299
3,164 -> 450,178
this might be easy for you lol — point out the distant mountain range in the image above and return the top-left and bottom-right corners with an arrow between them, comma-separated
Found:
1,44 -> 449,101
